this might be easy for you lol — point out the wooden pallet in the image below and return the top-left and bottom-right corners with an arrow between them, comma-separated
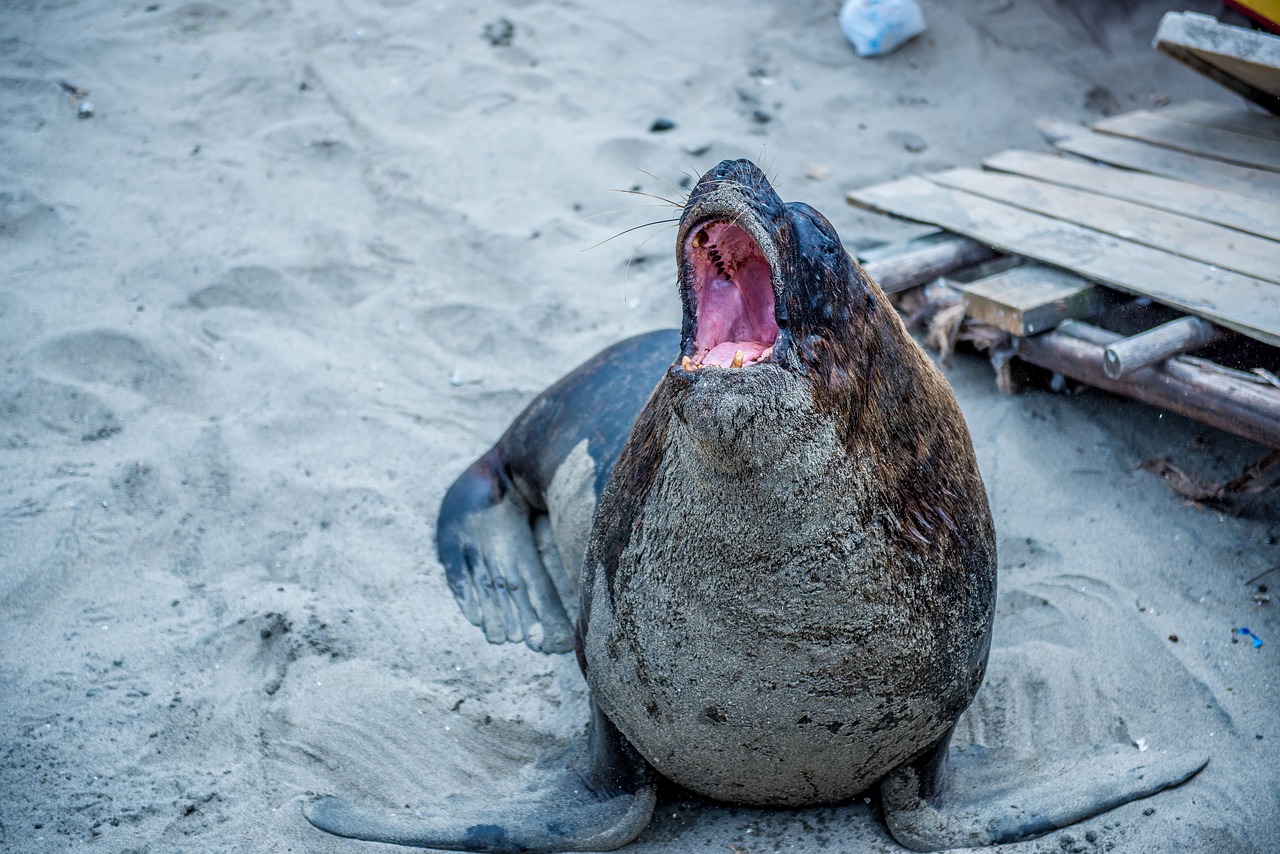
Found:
846,101 -> 1280,449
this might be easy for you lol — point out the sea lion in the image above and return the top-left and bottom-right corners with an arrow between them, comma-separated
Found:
305,160 -> 1207,851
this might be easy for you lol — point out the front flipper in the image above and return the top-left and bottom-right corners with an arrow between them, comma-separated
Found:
436,330 -> 680,654
305,701 -> 657,853
880,728 -> 1209,851
436,449 -> 575,653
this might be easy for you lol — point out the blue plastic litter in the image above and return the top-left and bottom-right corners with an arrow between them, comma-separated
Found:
839,0 -> 926,58
1238,627 -> 1263,648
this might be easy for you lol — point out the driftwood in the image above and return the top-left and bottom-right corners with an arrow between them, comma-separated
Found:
857,233 -> 997,294
893,271 -> 1280,508
1140,450 -> 1280,505
1016,322 -> 1280,449
1102,316 -> 1225,379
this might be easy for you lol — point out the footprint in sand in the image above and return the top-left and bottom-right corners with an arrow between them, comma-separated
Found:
306,265 -> 386,308
0,186 -> 61,242
34,329 -> 186,404
959,575 -> 1228,763
187,265 -> 292,313
0,298 -> 125,444
3,377 -> 123,443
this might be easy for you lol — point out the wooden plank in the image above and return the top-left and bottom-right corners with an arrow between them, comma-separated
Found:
1155,12 -> 1280,113
1161,101 -> 1280,142
982,150 -> 1280,242
958,265 -> 1099,336
1210,51 -> 1280,99
1093,110 -> 1280,172
852,229 -> 939,262
1015,325 -> 1280,449
1055,131 -> 1280,206
926,168 -> 1280,284
847,175 -> 1280,346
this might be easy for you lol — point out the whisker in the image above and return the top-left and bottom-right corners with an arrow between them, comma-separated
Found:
610,187 -> 684,208
709,178 -> 757,200
529,205 -> 674,251
726,208 -> 752,232
637,169 -> 690,206
579,204 -> 682,222
706,175 -> 745,191
621,222 -> 680,302
581,218 -> 681,253
682,173 -> 701,195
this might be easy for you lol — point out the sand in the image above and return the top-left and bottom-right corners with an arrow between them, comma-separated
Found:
1,0 -> 1276,851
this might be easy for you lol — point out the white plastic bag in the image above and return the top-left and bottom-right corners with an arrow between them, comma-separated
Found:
839,0 -> 926,58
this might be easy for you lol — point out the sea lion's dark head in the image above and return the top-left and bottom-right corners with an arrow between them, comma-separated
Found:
674,159 -> 871,376
666,159 -> 879,467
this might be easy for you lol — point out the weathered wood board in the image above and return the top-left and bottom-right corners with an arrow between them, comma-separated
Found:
1055,131 -> 1280,205
925,168 -> 1280,284
1155,12 -> 1280,113
848,175 -> 1280,347
1094,110 -> 1280,172
957,265 -> 1099,336
1160,100 -> 1280,142
982,149 -> 1280,241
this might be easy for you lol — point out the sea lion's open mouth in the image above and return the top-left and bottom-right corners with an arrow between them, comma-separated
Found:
683,221 -> 779,369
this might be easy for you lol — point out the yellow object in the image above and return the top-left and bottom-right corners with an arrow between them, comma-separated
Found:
1229,0 -> 1280,31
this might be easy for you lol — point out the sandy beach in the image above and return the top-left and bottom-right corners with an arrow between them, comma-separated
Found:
1,1 -> 1276,851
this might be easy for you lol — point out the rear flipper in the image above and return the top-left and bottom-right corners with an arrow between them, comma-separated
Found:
880,727 -> 1209,851
436,449 -> 575,653
305,701 -> 657,853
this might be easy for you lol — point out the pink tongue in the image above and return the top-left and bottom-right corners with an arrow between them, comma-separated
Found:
702,340 -> 772,367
